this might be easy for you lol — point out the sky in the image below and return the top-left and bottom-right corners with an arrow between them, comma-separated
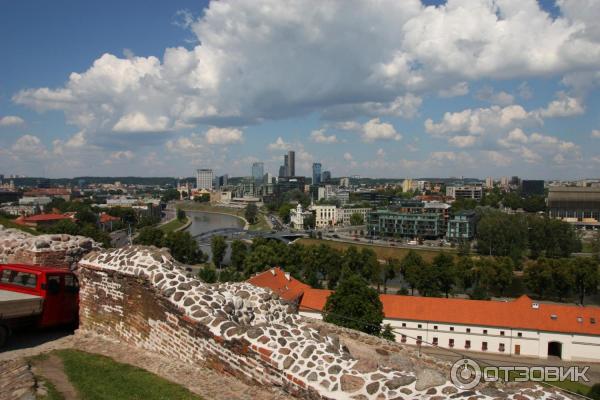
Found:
1,0 -> 599,180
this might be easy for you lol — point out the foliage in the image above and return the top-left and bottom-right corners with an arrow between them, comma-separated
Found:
161,188 -> 180,203
571,257 -> 599,305
176,208 -> 186,222
134,227 -> 165,247
245,203 -> 258,224
324,273 -> 384,336
400,250 -> 426,295
40,220 -> 111,247
303,213 -> 315,229
381,324 -> 395,341
230,240 -> 248,272
210,235 -> 227,268
277,203 -> 293,224
194,193 -> 210,203
198,265 -> 217,283
476,210 -> 528,261
450,198 -> 478,212
431,252 -> 455,298
528,216 -> 581,259
349,212 -> 364,226
133,227 -> 205,265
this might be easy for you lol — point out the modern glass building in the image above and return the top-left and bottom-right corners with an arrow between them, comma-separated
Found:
312,163 -> 322,185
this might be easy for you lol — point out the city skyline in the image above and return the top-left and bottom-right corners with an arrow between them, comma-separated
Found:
1,0 -> 600,180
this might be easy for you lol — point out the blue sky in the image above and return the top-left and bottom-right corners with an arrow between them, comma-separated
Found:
1,0 -> 599,179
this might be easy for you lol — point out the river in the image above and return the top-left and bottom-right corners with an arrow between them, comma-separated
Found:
185,210 -> 246,263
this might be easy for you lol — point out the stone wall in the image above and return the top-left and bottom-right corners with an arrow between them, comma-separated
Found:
0,359 -> 36,400
78,245 -> 571,400
0,225 -> 98,269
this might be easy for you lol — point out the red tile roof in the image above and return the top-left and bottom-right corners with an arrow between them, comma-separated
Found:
100,213 -> 120,223
247,267 -> 312,302
16,213 -> 73,223
248,268 -> 600,336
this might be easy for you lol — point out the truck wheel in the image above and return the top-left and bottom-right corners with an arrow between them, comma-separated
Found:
0,326 -> 8,348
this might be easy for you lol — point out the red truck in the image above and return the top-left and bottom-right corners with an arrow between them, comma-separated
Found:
0,264 -> 79,347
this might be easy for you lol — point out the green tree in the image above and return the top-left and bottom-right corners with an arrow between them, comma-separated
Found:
198,265 -> 217,283
176,208 -> 186,222
492,257 -> 514,296
161,188 -> 180,202
162,231 -> 206,264
416,263 -> 440,297
455,256 -> 475,292
245,203 -> 258,224
381,324 -> 395,341
230,240 -> 248,272
134,227 -> 165,247
524,258 -> 554,299
211,235 -> 227,269
382,258 -> 399,294
243,244 -> 278,276
432,252 -> 455,298
303,213 -> 315,229
551,260 -> 574,302
400,250 -> 425,295
571,257 -> 599,305
323,274 -> 384,336
349,213 -> 364,226
476,210 -> 528,261
277,203 -> 293,224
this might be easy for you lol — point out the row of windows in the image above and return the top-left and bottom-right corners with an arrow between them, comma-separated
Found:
400,322 -> 523,337
402,335 -> 506,352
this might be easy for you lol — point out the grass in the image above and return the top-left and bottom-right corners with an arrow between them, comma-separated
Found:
297,238 -> 449,262
0,215 -> 40,235
548,379 -> 592,397
581,241 -> 594,254
159,217 -> 189,233
36,378 -> 64,400
56,349 -> 203,400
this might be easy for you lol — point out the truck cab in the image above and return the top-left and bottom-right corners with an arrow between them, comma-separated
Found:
0,264 -> 79,346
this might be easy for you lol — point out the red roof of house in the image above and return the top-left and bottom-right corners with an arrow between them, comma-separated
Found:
100,213 -> 120,223
16,213 -> 73,223
248,268 -> 600,336
247,267 -> 312,302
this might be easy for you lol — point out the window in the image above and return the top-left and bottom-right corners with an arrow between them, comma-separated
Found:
482,342 -> 488,351
418,324 -> 422,329
432,337 -> 438,345
64,274 -> 79,293
402,323 -> 406,327
499,343 -> 505,352
517,332 -> 523,337
577,317 -> 583,323
450,327 -> 454,331
483,329 -> 488,335
500,331 -> 505,336
466,328 -> 471,333
433,325 -> 438,330
550,314 -> 558,320
449,339 -> 454,347
46,275 -> 61,295
465,340 -> 471,349
401,335 -> 406,343
591,318 -> 596,324
0,269 -> 37,289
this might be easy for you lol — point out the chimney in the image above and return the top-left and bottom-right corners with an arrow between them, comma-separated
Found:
284,272 -> 291,281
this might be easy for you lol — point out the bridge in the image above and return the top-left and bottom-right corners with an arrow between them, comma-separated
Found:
192,228 -> 307,244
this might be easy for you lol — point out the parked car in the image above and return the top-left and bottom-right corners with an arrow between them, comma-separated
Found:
0,264 -> 79,347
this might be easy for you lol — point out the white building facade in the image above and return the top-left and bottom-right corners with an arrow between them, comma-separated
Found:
196,169 -> 214,190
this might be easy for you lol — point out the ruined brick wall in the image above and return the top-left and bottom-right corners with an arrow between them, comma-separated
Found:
77,246 -> 570,400
0,225 -> 98,269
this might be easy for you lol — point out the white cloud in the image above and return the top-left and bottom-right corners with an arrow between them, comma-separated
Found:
498,129 -> 580,165
376,148 -> 385,157
166,133 -> 204,155
267,137 -> 292,151
110,150 -> 135,160
13,0 -> 600,140
0,116 -> 25,126
438,82 -> 469,98
205,127 -> 243,144
448,135 -> 478,148
475,86 -> 515,106
310,129 -> 338,143
592,130 -> 600,138
343,152 -> 353,161
112,112 -> 170,133
361,118 -> 402,142
425,104 -> 536,136
11,135 -> 47,157
482,150 -> 512,167
538,94 -> 585,118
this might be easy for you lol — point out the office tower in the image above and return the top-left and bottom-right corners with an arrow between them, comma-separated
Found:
196,169 -> 214,190
485,177 -> 494,189
288,151 -> 295,177
252,162 -> 264,182
278,165 -> 286,178
321,170 -> 331,183
312,163 -> 322,185
339,177 -> 350,187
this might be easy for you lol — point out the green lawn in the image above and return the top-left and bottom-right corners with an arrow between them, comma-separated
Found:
159,217 -> 189,233
297,238 -> 451,263
0,215 -> 40,235
56,350 -> 203,400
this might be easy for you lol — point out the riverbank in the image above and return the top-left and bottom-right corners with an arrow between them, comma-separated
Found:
174,201 -> 270,231
159,216 -> 191,233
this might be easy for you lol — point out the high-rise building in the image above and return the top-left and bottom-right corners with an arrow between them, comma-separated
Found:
321,170 -> 331,183
312,163 -> 322,185
287,151 -> 295,177
485,177 -> 494,189
521,180 -> 544,196
196,169 -> 213,190
283,155 -> 289,176
278,165 -> 286,178
500,176 -> 509,188
339,177 -> 350,187
252,162 -> 264,182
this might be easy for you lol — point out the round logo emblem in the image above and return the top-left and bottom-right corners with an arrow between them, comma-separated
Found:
450,358 -> 481,389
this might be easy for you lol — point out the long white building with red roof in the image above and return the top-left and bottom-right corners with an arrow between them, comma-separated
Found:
248,267 -> 600,362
